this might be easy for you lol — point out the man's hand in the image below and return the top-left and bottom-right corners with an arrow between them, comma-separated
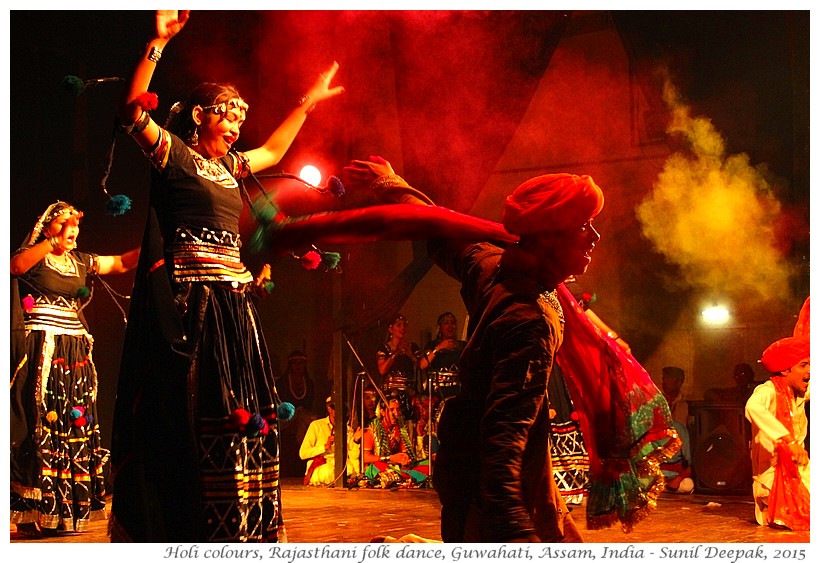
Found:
342,156 -> 396,188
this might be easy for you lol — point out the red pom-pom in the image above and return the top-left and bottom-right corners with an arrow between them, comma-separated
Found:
73,416 -> 87,428
230,408 -> 252,430
22,294 -> 35,312
570,411 -> 580,422
300,250 -> 322,270
135,92 -> 159,111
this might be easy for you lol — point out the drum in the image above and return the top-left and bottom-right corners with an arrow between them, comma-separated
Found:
384,374 -> 409,392
435,371 -> 459,389
433,370 -> 461,400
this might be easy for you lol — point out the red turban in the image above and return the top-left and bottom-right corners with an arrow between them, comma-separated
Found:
502,173 -> 604,235
760,336 -> 810,373
793,296 -> 810,338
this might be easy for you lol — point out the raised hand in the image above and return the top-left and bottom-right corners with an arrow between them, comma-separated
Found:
305,61 -> 345,104
155,10 -> 190,41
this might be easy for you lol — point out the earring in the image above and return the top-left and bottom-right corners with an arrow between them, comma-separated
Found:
189,126 -> 199,146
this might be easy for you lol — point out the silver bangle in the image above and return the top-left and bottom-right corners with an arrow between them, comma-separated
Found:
147,45 -> 163,63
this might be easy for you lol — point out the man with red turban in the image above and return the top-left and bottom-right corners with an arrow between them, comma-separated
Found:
344,158 -> 604,542
745,335 -> 810,530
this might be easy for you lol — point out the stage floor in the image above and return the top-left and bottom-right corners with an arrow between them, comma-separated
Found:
9,478 -> 809,544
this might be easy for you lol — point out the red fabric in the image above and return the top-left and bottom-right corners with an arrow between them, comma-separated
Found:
556,284 -> 678,530
794,296 -> 810,338
304,455 -> 327,485
767,376 -> 810,530
761,336 -> 810,373
502,174 -> 604,234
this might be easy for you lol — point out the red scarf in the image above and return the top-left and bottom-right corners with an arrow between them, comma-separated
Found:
767,377 -> 810,530
304,455 -> 327,485
556,284 -> 680,531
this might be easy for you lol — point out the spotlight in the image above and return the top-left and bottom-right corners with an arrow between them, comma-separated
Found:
299,165 -> 322,187
701,305 -> 730,325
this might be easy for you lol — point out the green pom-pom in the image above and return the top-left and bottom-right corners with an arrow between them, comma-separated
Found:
75,286 -> 91,298
263,281 -> 275,294
62,75 -> 85,96
321,251 -> 341,270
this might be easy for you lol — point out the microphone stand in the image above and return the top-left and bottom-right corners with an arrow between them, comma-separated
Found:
348,371 -> 366,477
343,333 -> 389,478
426,368 -> 435,487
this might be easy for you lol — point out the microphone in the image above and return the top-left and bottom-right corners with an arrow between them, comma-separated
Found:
62,75 -> 125,96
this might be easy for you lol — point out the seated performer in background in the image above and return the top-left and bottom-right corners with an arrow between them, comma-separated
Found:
412,394 -> 440,464
299,396 -> 359,486
360,396 -> 428,488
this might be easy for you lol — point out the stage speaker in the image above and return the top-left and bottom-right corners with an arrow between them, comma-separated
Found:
688,401 -> 753,495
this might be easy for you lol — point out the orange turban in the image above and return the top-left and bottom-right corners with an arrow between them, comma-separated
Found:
760,336 -> 810,373
502,173 -> 604,235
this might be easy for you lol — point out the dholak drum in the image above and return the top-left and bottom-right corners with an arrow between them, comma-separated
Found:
434,370 -> 461,400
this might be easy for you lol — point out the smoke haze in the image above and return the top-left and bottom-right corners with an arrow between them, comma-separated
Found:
636,79 -> 795,302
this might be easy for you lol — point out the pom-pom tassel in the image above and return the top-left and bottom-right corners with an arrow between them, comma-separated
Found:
61,75 -> 85,96
326,175 -> 345,197
296,250 -> 322,270
277,402 -> 296,422
98,90 -> 155,218
106,194 -> 133,217
253,264 -> 275,297
247,413 -> 270,437
291,246 -> 342,272
100,134 -> 133,217
320,250 -> 341,270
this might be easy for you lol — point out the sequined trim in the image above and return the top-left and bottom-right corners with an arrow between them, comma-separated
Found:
188,148 -> 239,189
172,226 -> 253,284
537,289 -> 564,325
24,297 -> 88,335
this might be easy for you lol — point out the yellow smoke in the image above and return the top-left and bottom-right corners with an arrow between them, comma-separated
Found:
636,80 -> 794,301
